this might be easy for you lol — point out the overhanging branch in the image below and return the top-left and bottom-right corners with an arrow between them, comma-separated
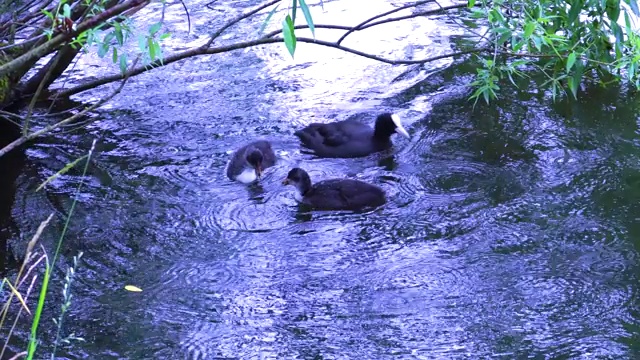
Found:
0,0 -> 149,78
60,35 -> 489,98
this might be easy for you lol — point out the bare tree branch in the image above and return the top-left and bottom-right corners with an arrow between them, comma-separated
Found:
336,0 -> 435,45
261,3 -> 469,39
60,33 -> 489,98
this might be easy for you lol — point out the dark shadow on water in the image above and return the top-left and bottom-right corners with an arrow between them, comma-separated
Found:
377,154 -> 398,171
0,117 -> 25,275
246,182 -> 266,200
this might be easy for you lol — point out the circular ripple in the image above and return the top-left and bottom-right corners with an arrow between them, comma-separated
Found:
380,172 -> 426,207
159,259 -> 240,289
212,194 -> 291,232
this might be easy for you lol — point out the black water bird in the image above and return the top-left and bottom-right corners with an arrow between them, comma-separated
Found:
294,113 -> 410,158
282,168 -> 386,211
226,140 -> 276,183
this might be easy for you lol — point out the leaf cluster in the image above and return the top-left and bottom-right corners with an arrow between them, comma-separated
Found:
469,0 -> 640,102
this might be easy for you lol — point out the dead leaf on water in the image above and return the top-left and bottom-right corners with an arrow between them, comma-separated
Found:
124,285 -> 143,292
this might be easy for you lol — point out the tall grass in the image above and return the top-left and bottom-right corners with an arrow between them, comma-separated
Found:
0,139 -> 97,359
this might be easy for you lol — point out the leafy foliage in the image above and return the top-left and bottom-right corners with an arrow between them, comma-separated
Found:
470,0 -> 640,102
264,0 -> 316,58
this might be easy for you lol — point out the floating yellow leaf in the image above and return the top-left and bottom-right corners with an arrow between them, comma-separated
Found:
124,285 -> 143,292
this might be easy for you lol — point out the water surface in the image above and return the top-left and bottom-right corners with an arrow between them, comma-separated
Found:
2,0 -> 640,359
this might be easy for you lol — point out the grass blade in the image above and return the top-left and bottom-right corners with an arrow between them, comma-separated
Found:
26,140 -> 97,360
35,154 -> 89,192
4,280 -> 30,315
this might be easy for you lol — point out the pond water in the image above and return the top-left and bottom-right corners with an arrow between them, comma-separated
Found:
2,0 -> 640,359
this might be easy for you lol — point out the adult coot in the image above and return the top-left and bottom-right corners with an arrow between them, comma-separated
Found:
226,140 -> 276,183
282,168 -> 386,211
294,113 -> 410,158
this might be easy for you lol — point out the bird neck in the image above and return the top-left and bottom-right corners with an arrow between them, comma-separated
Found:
373,126 -> 393,140
297,178 -> 312,196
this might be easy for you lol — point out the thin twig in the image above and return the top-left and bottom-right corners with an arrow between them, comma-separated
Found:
8,351 -> 27,360
60,35 -> 490,98
262,4 -> 469,39
203,0 -> 280,48
177,0 -> 191,34
23,52 -> 63,135
336,0 -> 435,45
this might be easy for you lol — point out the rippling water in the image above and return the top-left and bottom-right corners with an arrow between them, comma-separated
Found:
2,0 -> 640,359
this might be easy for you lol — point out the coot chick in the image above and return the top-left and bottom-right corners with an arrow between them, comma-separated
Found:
282,168 -> 386,211
226,140 -> 276,183
294,113 -> 410,158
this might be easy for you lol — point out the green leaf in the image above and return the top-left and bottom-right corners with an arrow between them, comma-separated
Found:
62,3 -> 71,18
137,35 -> 147,53
625,11 -> 633,35
259,4 -> 281,34
103,32 -> 115,46
282,15 -> 297,57
512,39 -> 525,52
112,47 -> 118,63
532,35 -> 542,51
153,42 -> 163,64
119,53 -> 128,73
572,59 -> 583,93
606,0 -> 621,21
41,9 -> 53,20
468,0 -> 476,8
524,22 -> 535,39
568,0 -> 581,24
299,0 -> 315,37
611,21 -> 624,44
629,0 -> 640,16
567,76 -> 578,98
149,22 -> 162,35
496,28 -> 511,45
291,0 -> 297,24
566,52 -> 577,72
148,37 -> 155,61
470,9 -> 485,18
114,23 -> 124,46
97,42 -> 109,58
159,32 -> 171,40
